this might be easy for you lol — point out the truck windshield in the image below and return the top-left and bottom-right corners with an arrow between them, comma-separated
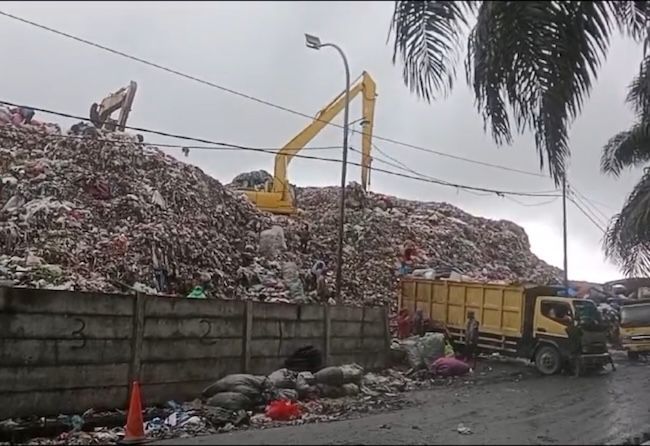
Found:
573,300 -> 603,324
621,304 -> 650,328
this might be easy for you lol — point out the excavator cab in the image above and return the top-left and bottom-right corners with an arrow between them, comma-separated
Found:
90,81 -> 137,132
239,72 -> 377,215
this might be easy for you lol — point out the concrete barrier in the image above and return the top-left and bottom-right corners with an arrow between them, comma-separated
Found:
0,287 -> 390,418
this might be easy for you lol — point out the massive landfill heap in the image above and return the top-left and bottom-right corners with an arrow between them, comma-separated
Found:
272,184 -> 562,305
0,124 -> 271,298
0,122 -> 561,305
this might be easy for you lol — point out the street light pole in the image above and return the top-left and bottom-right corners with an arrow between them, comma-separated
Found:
305,34 -> 351,302
562,176 -> 569,291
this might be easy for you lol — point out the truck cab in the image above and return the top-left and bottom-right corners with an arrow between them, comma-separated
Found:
619,299 -> 650,360
530,295 -> 611,375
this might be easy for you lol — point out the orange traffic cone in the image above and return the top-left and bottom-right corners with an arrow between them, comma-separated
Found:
120,381 -> 146,444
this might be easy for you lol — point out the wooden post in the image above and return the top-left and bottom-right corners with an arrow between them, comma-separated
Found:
242,301 -> 253,373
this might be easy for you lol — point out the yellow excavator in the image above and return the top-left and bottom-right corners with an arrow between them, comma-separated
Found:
241,71 -> 377,214
89,81 -> 137,131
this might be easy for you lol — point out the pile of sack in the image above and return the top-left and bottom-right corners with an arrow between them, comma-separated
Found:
201,363 -> 366,413
202,374 -> 270,411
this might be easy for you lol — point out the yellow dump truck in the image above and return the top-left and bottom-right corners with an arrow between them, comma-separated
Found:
400,278 -> 614,375
619,299 -> 650,360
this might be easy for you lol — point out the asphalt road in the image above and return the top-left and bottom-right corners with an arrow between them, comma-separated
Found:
159,356 -> 650,445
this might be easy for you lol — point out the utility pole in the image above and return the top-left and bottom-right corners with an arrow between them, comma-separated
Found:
562,176 -> 569,291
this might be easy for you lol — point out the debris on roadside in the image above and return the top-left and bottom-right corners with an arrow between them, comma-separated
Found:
0,356 -> 534,445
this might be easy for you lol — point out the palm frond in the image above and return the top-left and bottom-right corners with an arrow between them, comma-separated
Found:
466,1 -> 614,185
604,171 -> 650,276
601,122 -> 650,176
610,1 -> 650,45
627,56 -> 650,118
390,1 -> 476,102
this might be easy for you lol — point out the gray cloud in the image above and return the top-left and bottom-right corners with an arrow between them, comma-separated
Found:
0,1 -> 643,281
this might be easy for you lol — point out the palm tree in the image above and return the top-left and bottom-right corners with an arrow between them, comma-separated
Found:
389,1 -> 650,186
601,56 -> 650,276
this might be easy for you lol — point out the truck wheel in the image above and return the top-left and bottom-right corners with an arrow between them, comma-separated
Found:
535,345 -> 561,375
627,351 -> 640,361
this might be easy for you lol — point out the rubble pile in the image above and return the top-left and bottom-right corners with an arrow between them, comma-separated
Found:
274,183 -> 562,305
0,124 -> 271,297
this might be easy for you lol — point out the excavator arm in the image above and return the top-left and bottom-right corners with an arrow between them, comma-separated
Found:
272,71 -> 377,199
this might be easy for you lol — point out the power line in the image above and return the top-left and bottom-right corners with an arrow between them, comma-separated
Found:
4,10 -> 618,214
568,192 -> 609,230
505,196 -> 560,207
0,10 -> 552,179
0,99 -> 565,198
567,196 -> 607,234
570,186 -> 611,222
566,185 -> 609,229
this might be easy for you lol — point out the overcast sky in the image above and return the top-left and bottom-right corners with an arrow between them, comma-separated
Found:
0,1 -> 645,282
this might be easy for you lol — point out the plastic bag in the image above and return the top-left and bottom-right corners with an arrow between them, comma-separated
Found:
314,366 -> 344,386
259,226 -> 287,258
340,364 -> 364,384
416,332 -> 445,365
273,388 -> 299,401
399,337 -> 423,369
316,384 -> 347,398
202,374 -> 268,399
429,357 -> 470,377
205,392 -> 253,410
186,286 -> 206,299
342,383 -> 360,396
265,400 -> 301,421
444,341 -> 455,357
296,372 -> 318,399
268,368 -> 297,389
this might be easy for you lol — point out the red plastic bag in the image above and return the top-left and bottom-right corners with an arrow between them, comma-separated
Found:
265,399 -> 301,421
428,357 -> 470,377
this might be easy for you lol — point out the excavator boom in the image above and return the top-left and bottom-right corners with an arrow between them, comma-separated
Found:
243,71 -> 376,215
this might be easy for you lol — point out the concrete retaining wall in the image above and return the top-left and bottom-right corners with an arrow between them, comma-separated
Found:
0,287 -> 389,418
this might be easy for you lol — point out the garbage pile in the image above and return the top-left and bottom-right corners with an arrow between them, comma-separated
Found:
0,123 -> 273,297
1,117 -> 561,305
4,363 -> 422,444
268,183 -> 562,305
228,170 -> 273,190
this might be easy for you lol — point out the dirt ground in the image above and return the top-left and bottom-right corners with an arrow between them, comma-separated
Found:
156,353 -> 650,445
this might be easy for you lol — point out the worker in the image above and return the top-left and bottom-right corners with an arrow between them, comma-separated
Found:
310,260 -> 328,301
299,223 -> 310,253
399,240 -> 417,276
10,107 -> 35,125
465,311 -> 480,369
316,270 -> 328,302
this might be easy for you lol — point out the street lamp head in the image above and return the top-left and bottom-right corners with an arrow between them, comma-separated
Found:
305,33 -> 322,50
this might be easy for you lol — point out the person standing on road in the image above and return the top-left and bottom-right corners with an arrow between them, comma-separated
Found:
465,311 -> 480,369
